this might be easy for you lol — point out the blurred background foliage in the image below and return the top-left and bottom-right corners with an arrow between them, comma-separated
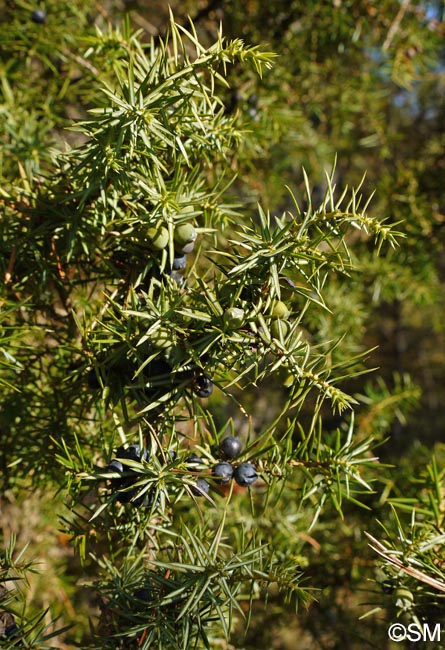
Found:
1,0 -> 445,648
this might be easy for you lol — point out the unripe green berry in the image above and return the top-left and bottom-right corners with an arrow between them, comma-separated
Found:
282,372 -> 294,387
147,225 -> 169,251
174,223 -> 197,247
223,307 -> 245,328
271,300 -> 290,319
394,586 -> 414,610
270,319 -> 289,339
278,365 -> 295,387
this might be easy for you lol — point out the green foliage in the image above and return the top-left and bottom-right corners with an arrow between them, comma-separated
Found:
0,535 -> 71,648
1,2 -> 444,649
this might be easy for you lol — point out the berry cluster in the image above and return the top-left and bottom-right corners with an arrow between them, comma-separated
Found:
105,436 -> 259,507
269,299 -> 291,339
187,435 -> 259,497
147,220 -> 197,285
84,217 -> 215,402
106,444 -> 155,508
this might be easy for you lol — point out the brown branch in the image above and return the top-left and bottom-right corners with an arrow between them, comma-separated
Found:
382,0 -> 411,51
365,531 -> 445,592
50,238 -> 66,281
4,246 -> 16,284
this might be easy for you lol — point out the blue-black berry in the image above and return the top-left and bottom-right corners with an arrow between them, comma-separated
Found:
3,622 -> 19,638
160,450 -> 177,463
117,483 -> 158,508
192,374 -> 213,398
106,459 -> 124,488
107,459 -> 124,474
131,487 -> 158,508
134,587 -> 150,601
233,462 -> 258,487
220,436 -> 243,459
172,254 -> 187,270
87,368 -> 101,389
111,445 -> 151,507
186,455 -> 205,470
116,444 -> 149,463
381,579 -> 396,594
31,8 -> 47,23
212,461 -> 233,484
116,486 -> 134,504
168,270 -> 187,287
191,477 -> 210,496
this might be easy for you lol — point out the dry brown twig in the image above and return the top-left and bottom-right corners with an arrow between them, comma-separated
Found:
365,531 -> 445,593
382,0 -> 411,51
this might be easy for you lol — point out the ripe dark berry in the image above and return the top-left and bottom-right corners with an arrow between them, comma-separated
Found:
220,436 -> 243,459
106,459 -> 125,489
233,462 -> 258,487
186,455 -> 205,470
134,588 -> 150,602
381,579 -> 396,594
117,483 -> 158,508
116,444 -> 149,463
192,374 -> 213,398
3,622 -> 18,638
31,8 -> 47,23
247,93 -> 258,107
87,368 -> 101,390
212,461 -> 233,484
131,487 -> 158,508
107,459 -> 124,474
168,270 -> 187,287
117,486 -> 134,503
191,477 -> 210,496
172,254 -> 187,270
161,450 -> 177,463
